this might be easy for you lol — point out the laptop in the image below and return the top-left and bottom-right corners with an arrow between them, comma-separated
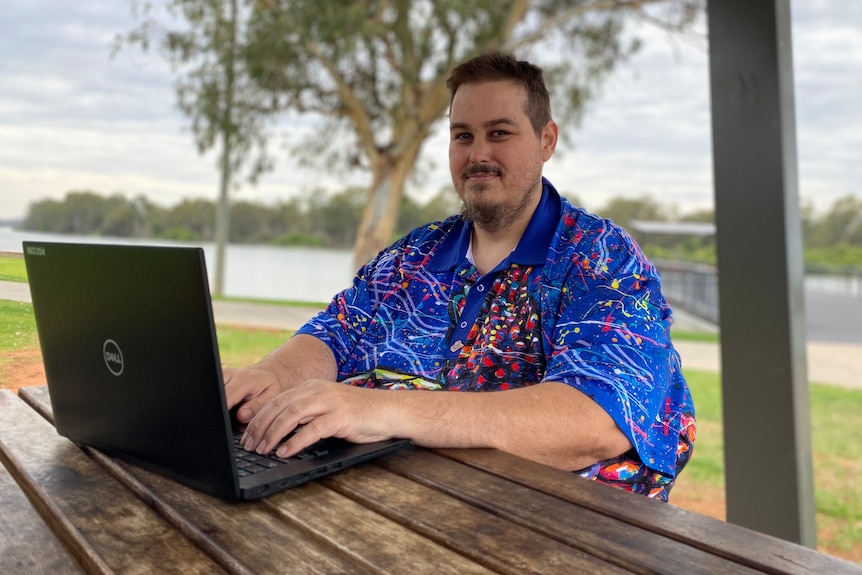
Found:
23,241 -> 410,500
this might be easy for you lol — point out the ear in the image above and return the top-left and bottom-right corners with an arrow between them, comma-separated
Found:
541,121 -> 558,162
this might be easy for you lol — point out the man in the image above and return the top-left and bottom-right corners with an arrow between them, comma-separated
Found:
225,52 -> 695,500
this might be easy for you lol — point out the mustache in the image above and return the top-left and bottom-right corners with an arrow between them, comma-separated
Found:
462,165 -> 503,179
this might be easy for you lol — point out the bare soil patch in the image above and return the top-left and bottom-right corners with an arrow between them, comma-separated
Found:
0,348 -> 45,392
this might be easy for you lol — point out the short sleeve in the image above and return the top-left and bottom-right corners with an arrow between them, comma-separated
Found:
543,226 -> 689,477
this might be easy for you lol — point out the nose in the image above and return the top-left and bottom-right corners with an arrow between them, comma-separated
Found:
469,137 -> 492,164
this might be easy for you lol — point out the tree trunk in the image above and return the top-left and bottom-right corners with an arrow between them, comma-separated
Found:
352,139 -> 426,272
213,0 -> 238,297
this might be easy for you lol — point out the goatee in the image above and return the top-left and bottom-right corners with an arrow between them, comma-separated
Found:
460,180 -> 539,233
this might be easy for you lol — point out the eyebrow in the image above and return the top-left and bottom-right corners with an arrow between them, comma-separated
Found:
449,117 -> 518,132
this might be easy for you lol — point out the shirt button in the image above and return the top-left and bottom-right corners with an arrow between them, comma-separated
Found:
477,285 -> 485,292
460,321 -> 468,328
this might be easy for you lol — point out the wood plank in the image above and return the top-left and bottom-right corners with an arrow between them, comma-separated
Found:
0,390 -> 229,574
18,385 -> 53,421
435,448 -> 862,575
18,386 -> 379,574
0,460 -> 84,574
321,459 -> 633,575
367,450 -> 762,575
265,479 -> 497,575
111,464 -> 380,575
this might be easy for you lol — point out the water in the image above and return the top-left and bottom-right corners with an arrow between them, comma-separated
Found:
0,228 -> 354,304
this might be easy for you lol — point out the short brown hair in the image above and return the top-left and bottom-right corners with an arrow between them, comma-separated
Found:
446,52 -> 553,136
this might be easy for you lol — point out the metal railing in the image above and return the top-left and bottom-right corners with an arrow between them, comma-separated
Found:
653,259 -> 720,324
654,259 -> 862,325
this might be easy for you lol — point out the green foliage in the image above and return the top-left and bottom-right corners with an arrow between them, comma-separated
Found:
395,187 -> 462,239
241,0 -> 704,265
805,244 -> 862,272
805,195 -> 862,248
23,191 -> 152,236
17,188 -> 862,272
274,232 -> 325,248
593,194 -> 671,229
117,0 -> 278,187
643,243 -> 716,266
0,257 -> 27,283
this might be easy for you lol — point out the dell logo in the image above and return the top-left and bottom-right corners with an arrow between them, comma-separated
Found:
103,339 -> 124,376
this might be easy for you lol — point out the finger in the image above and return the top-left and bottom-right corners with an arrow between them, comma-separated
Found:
242,391 -> 306,454
275,417 -> 333,458
223,368 -> 280,421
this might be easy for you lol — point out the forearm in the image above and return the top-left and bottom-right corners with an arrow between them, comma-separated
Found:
385,381 -> 631,471
253,334 -> 338,390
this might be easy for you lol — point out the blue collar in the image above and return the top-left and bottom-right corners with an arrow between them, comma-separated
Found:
428,177 -> 562,272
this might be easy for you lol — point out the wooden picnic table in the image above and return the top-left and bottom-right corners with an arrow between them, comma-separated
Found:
1,386 -> 858,575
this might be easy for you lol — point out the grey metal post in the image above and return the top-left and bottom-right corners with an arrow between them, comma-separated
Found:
707,0 -> 816,546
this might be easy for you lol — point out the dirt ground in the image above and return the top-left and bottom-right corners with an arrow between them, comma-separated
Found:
2,349 -> 858,564
1,348 -> 48,393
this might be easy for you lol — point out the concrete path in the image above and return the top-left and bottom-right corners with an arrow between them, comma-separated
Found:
673,339 -> 862,389
3,279 -> 860,389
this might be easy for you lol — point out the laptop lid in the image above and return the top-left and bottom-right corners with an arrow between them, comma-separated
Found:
23,241 -> 409,500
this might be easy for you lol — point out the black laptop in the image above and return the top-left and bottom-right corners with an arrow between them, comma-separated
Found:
23,241 -> 409,500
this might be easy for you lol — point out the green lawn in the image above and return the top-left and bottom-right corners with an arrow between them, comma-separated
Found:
682,369 -> 862,559
0,256 -> 27,282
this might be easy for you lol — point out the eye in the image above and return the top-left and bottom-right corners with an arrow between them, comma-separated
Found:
452,131 -> 472,142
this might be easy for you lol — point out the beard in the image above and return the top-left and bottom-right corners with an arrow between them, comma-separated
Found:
458,165 -> 542,233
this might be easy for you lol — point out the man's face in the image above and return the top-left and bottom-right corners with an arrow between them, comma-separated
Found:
448,80 -> 557,233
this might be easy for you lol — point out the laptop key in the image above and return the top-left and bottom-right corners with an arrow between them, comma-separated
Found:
240,463 -> 270,474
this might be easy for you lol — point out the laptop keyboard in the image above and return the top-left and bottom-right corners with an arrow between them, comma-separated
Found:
232,433 -> 349,477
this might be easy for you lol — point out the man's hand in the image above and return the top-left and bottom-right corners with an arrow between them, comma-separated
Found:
238,380 -> 396,458
223,333 -> 340,424
223,366 -> 285,423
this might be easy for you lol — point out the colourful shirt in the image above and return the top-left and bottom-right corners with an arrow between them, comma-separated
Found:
297,178 -> 695,484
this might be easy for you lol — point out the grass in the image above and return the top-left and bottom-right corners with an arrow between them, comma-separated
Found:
214,294 -> 327,309
0,256 -> 27,282
0,300 -> 39,354
216,325 -> 295,367
683,368 -> 862,560
671,329 -> 720,343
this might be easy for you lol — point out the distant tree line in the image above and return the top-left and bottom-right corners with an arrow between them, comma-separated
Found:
20,189 -> 862,269
20,188 -> 460,249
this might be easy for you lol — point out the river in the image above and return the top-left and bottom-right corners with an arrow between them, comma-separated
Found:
0,228 -> 354,304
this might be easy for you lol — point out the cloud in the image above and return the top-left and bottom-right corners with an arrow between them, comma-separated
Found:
0,0 -> 859,221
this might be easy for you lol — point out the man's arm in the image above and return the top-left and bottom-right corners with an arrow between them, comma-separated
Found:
223,334 -> 338,423
383,381 -> 632,470
239,378 -> 632,472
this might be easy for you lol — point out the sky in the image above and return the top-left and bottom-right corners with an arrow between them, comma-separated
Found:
0,1 -> 860,222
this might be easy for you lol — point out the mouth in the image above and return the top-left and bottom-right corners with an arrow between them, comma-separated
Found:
463,166 -> 502,182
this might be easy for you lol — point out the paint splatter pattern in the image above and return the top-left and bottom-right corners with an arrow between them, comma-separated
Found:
298,184 -> 695,496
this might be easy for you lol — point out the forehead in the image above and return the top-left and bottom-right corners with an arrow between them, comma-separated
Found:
449,80 -> 529,126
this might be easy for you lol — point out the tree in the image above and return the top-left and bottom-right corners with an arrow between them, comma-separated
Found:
396,187 -> 462,239
116,0 -> 281,295
595,194 -> 671,229
807,195 -> 862,248
244,0 -> 703,270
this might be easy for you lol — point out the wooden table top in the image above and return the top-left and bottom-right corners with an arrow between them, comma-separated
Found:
1,387 -> 858,575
